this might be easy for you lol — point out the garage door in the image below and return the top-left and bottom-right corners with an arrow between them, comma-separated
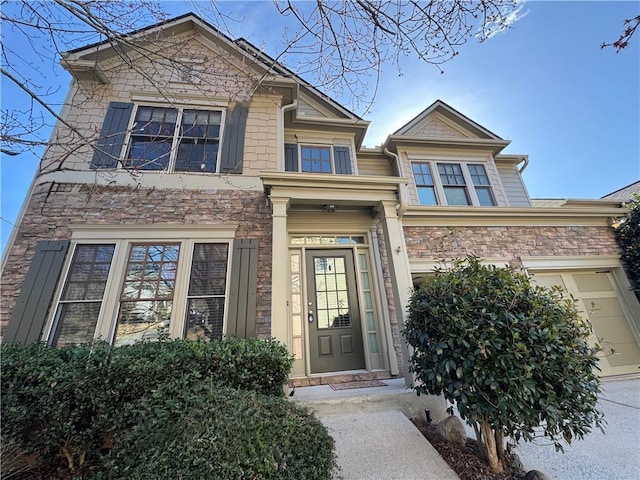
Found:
531,271 -> 640,377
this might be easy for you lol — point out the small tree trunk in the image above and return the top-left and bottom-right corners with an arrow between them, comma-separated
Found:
481,421 -> 504,474
495,429 -> 506,468
473,423 -> 488,461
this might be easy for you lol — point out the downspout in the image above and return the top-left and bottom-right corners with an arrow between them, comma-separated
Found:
278,99 -> 297,171
383,146 -> 408,217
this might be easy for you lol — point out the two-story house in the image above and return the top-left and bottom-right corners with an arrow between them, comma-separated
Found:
2,14 -> 638,383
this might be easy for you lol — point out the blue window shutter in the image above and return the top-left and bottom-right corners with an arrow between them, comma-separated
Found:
220,103 -> 248,174
333,146 -> 352,174
90,102 -> 133,169
226,239 -> 258,338
4,240 -> 70,344
284,143 -> 298,172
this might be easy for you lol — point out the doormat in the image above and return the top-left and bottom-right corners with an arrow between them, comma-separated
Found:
329,380 -> 388,391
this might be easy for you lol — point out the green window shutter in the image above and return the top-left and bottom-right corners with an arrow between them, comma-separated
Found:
4,240 -> 70,344
90,102 -> 133,169
333,146 -> 352,174
284,143 -> 298,172
226,239 -> 258,338
220,103 -> 248,174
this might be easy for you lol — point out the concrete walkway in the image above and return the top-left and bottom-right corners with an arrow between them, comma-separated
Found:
290,378 -> 459,480
291,375 -> 640,480
515,376 -> 640,480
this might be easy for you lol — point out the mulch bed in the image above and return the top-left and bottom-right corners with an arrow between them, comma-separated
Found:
411,417 -> 522,480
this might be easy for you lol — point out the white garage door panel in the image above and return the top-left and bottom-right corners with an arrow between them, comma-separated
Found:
531,271 -> 640,377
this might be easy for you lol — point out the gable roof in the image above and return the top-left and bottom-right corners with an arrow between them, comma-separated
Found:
393,100 -> 502,139
384,100 -> 510,154
61,12 -> 365,124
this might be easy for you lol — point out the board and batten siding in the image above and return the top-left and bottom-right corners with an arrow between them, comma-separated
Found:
496,165 -> 531,207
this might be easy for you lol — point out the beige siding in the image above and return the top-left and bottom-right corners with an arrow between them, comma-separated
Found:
496,164 -> 532,206
297,98 -> 328,118
357,157 -> 395,177
42,32 -> 272,175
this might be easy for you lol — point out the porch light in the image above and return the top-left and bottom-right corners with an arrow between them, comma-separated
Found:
324,204 -> 337,213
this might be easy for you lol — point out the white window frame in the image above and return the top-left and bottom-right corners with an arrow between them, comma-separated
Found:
121,103 -> 227,173
44,226 -> 237,345
298,144 -> 335,174
411,160 -> 496,206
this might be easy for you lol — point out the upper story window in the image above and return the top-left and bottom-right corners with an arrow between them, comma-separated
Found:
412,161 -> 496,206
284,143 -> 353,174
468,164 -> 496,206
90,101 -> 247,174
125,106 -> 222,172
301,146 -> 332,173
438,163 -> 471,205
412,163 -> 437,205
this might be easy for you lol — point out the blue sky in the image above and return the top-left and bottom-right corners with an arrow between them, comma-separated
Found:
1,1 -> 639,254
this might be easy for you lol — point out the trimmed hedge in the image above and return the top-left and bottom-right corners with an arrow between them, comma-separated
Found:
104,383 -> 335,480
0,337 -> 334,479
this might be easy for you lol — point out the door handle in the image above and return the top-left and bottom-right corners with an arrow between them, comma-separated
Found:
308,310 -> 314,323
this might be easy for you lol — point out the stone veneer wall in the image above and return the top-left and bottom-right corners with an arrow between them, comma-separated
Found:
403,225 -> 620,260
1,182 -> 273,338
375,222 -> 405,374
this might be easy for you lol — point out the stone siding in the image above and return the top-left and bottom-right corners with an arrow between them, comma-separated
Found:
1,182 -> 273,338
375,222 -> 405,374
403,225 -> 620,260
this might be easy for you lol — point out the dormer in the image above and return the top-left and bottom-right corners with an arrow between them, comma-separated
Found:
385,100 -> 530,207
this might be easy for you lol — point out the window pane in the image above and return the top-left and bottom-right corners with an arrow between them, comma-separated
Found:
115,300 -> 172,346
185,297 -> 225,341
116,244 -> 180,345
443,187 -> 471,205
177,109 -> 221,173
412,163 -> 434,186
301,146 -> 332,173
175,140 -> 219,172
438,163 -> 466,185
476,187 -> 496,206
53,244 -> 115,346
61,245 -> 115,301
469,164 -> 491,185
185,243 -> 229,342
417,187 -> 438,205
126,138 -> 171,170
54,303 -> 102,346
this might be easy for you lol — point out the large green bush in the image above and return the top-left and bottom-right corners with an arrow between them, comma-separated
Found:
404,256 -> 604,474
614,194 -> 640,300
1,337 -> 301,477
104,382 -> 335,480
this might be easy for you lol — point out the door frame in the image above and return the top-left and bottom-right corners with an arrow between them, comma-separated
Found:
305,248 -> 366,374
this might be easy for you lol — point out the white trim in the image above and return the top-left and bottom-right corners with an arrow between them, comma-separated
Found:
46,227 -> 237,346
522,255 -> 624,271
410,257 -> 512,274
130,92 -> 229,109
32,170 -> 263,191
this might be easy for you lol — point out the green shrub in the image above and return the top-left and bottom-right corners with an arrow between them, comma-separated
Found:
405,256 -> 604,473
614,194 -> 640,300
0,337 -> 295,476
103,383 -> 336,480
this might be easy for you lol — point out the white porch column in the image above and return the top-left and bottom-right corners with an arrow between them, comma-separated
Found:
270,196 -> 290,345
375,200 -> 414,386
